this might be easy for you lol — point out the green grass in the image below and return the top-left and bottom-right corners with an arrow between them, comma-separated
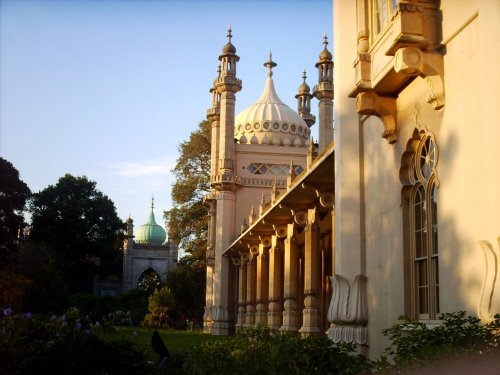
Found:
95,326 -> 224,364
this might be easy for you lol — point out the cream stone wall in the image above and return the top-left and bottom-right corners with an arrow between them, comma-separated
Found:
234,143 -> 307,240
334,0 -> 500,359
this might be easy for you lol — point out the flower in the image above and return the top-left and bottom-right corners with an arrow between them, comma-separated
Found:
50,315 -> 57,321
84,329 -> 92,335
76,322 -> 83,330
3,307 -> 12,316
62,314 -> 67,321
22,312 -> 32,319
95,321 -> 101,328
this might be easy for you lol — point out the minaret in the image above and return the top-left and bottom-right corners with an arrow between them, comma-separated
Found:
204,67 -> 221,334
122,216 -> 134,292
313,33 -> 334,153
295,69 -> 316,128
208,66 -> 221,181
211,26 -> 242,335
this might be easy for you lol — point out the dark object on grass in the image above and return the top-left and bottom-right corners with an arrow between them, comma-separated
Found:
151,330 -> 170,368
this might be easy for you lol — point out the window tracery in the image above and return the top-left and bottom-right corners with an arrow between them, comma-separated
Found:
403,131 -> 439,319
246,163 -> 303,176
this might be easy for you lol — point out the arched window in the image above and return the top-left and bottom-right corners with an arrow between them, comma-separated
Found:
402,131 -> 439,319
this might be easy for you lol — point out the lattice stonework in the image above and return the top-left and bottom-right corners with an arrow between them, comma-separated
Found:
246,163 -> 303,176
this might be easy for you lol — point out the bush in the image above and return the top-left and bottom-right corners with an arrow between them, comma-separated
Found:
143,287 -> 175,328
117,288 -> 149,325
379,311 -> 500,371
68,293 -> 118,321
0,312 -> 152,375
183,325 -> 371,375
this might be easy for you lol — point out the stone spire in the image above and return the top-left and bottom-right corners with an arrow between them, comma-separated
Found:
207,65 -> 221,183
287,158 -> 297,187
295,69 -> 316,128
313,33 -> 334,153
264,51 -> 277,78
215,26 -> 242,181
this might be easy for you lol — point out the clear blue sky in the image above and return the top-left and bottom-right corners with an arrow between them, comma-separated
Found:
0,0 -> 332,229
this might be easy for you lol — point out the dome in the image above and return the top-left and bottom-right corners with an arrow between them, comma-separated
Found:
298,81 -> 311,94
319,48 -> 332,61
234,77 -> 310,146
135,210 -> 166,246
223,42 -> 236,54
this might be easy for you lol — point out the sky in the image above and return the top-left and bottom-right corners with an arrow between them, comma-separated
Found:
0,0 -> 332,229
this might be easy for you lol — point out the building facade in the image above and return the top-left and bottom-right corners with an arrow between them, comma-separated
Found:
205,0 -> 500,359
122,200 -> 178,292
204,29 -> 334,335
334,0 -> 500,357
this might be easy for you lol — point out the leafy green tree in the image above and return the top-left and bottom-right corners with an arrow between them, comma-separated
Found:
0,157 -> 31,264
163,119 -> 210,323
164,120 -> 211,269
29,174 -> 124,293
143,286 -> 175,328
165,259 -> 205,321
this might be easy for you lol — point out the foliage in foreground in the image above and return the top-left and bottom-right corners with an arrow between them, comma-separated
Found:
183,325 -> 371,375
379,311 -> 500,371
0,312 -> 151,375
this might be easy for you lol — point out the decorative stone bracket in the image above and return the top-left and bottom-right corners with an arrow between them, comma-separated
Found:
327,274 -> 368,345
356,92 -> 398,144
479,237 -> 500,323
394,46 -> 444,110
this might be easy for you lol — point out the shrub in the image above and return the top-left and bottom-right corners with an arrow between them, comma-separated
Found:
143,287 -> 175,328
68,293 -> 118,321
0,312 -> 152,375
117,288 -> 149,325
183,325 -> 371,375
379,311 -> 500,371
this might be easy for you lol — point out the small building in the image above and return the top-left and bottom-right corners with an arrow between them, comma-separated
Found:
122,200 -> 178,292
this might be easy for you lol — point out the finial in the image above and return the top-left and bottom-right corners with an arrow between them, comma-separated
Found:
323,32 -> 328,49
260,192 -> 265,204
151,196 -> 154,211
302,68 -> 307,82
263,51 -> 277,78
227,25 -> 232,42
289,157 -> 295,175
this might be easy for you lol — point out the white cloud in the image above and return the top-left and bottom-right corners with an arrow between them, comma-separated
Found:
105,156 -> 176,178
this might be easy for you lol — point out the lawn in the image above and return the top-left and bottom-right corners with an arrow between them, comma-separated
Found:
95,326 -> 224,364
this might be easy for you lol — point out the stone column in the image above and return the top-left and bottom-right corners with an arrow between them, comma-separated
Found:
203,258 -> 215,333
299,208 -> 321,335
268,235 -> 283,329
235,253 -> 248,330
203,201 -> 216,333
245,248 -> 257,326
212,191 -> 235,335
281,224 -> 299,332
255,242 -> 269,324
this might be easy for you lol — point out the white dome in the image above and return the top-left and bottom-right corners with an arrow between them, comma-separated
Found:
234,77 -> 310,146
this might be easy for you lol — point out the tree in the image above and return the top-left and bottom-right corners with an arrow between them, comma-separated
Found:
0,157 -> 31,263
29,174 -> 124,293
165,259 -> 205,321
143,286 -> 175,328
164,120 -> 211,269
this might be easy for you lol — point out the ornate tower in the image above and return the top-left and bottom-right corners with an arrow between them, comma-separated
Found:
295,69 -> 316,128
211,26 -> 242,335
203,68 -> 221,333
313,33 -> 334,152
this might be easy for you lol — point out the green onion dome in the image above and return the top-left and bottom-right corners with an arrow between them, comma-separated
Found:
135,209 -> 166,246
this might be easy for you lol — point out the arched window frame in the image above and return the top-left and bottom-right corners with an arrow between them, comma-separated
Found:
402,131 -> 439,320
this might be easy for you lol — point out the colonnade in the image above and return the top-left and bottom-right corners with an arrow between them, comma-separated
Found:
232,207 -> 333,334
